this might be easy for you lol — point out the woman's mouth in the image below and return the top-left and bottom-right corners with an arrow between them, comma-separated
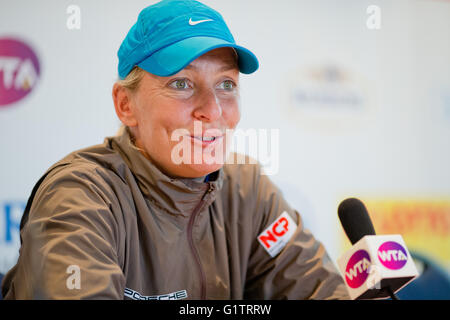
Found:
193,136 -> 217,142
189,135 -> 223,147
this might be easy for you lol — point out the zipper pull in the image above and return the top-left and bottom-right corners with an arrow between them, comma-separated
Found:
202,182 -> 215,200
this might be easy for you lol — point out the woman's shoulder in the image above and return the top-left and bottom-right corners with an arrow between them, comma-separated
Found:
37,141 -> 130,193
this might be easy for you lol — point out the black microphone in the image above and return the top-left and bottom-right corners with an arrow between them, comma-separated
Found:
338,198 -> 376,245
337,198 -> 418,300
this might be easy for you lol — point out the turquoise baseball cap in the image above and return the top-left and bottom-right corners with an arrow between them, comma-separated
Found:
117,0 -> 259,79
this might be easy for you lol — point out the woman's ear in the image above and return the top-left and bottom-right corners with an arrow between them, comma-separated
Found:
112,83 -> 138,127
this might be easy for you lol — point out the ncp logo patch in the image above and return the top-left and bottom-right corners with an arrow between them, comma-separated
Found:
257,211 -> 297,257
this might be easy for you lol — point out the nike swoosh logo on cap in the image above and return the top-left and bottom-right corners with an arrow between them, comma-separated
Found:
189,18 -> 213,26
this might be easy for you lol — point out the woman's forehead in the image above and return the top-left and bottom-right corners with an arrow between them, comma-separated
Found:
187,47 -> 238,70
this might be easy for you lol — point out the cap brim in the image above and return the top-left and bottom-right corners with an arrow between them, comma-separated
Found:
137,36 -> 259,77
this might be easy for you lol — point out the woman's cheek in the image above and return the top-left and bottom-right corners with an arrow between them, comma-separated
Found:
225,100 -> 241,129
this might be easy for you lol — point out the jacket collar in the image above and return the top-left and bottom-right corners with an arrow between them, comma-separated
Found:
108,126 -> 224,216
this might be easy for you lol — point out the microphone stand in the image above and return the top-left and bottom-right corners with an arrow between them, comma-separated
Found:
383,286 -> 400,300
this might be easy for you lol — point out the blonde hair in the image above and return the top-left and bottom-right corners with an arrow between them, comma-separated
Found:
116,66 -> 146,92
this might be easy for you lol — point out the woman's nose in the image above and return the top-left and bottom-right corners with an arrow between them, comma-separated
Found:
192,89 -> 222,122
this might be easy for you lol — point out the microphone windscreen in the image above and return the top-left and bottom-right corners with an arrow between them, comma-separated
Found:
338,198 -> 376,245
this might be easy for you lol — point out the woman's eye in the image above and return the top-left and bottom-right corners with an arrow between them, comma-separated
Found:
169,79 -> 190,90
218,80 -> 235,90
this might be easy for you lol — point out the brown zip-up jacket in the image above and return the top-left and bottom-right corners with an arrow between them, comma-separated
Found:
2,127 -> 349,300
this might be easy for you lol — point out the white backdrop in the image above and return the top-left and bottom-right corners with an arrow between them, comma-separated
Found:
1,0 -> 449,278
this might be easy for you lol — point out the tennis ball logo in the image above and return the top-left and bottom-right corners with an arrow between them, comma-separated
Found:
345,250 -> 371,288
0,38 -> 40,107
377,241 -> 408,270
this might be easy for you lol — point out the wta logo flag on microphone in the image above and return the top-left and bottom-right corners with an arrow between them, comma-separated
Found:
337,235 -> 419,299
345,250 -> 371,288
377,241 -> 408,270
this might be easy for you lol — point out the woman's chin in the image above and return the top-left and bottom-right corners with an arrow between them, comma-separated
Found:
176,162 -> 224,179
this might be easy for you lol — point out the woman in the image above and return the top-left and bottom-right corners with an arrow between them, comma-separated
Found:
1,0 -> 348,299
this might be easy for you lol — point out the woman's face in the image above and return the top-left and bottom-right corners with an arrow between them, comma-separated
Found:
116,47 -> 241,178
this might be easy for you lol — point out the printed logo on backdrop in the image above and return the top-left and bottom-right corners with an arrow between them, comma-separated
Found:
283,64 -> 373,132
0,37 -> 41,108
0,200 -> 25,274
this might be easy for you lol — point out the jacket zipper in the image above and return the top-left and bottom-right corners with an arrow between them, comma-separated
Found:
187,182 -> 214,300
